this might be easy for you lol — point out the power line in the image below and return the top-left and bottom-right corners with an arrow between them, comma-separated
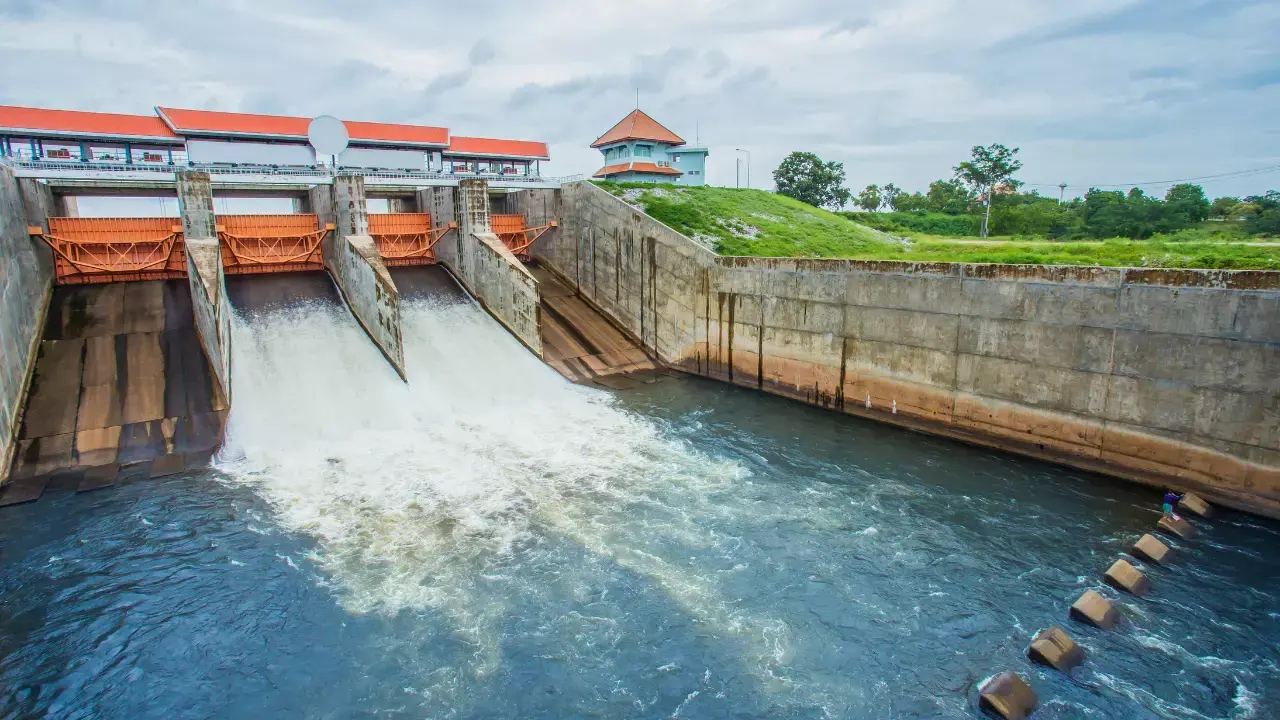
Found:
1022,163 -> 1280,191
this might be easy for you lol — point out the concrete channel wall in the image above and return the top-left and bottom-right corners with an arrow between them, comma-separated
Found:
528,181 -> 1280,517
313,176 -> 406,380
428,180 -> 542,357
0,167 -> 55,483
176,172 -> 232,406
531,182 -> 715,362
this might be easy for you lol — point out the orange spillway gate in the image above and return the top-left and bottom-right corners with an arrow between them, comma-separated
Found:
216,214 -> 331,275
368,213 -> 456,267
491,214 -> 557,261
33,217 -> 187,285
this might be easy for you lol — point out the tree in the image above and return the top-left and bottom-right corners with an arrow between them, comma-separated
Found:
1210,196 -> 1241,219
881,183 -> 902,211
1243,190 -> 1280,235
954,144 -> 1023,237
1164,183 -> 1210,224
925,179 -> 973,214
891,191 -> 928,212
773,151 -> 852,210
856,184 -> 882,211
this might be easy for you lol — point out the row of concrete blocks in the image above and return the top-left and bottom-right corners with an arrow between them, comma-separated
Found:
978,492 -> 1214,720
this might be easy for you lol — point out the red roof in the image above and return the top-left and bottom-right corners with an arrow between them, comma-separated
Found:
156,107 -> 449,147
593,161 -> 683,178
0,105 -> 179,141
591,109 -> 685,148
446,135 -> 549,160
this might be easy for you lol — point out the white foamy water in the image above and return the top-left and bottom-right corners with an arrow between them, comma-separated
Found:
216,291 -> 817,700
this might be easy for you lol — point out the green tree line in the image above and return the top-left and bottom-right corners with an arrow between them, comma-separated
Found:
845,147 -> 1278,240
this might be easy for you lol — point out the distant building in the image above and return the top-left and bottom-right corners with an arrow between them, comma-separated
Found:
591,109 -> 708,186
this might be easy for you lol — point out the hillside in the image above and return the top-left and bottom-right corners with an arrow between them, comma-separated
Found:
592,182 -> 896,257
592,182 -> 1279,270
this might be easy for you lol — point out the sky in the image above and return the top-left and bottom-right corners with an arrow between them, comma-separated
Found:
0,0 -> 1278,201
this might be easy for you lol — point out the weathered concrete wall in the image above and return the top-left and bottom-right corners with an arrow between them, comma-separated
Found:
0,167 -> 55,484
545,181 -> 1280,517
315,176 -> 406,379
176,171 -> 232,407
433,180 -> 542,356
531,181 -> 715,365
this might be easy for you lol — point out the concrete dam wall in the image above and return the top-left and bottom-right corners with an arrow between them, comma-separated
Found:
525,181 -> 1280,517
0,166 -> 55,478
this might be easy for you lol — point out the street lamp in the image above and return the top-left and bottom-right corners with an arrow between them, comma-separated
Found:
735,148 -> 751,189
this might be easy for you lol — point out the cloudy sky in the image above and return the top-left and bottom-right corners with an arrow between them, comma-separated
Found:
1,0 -> 1277,200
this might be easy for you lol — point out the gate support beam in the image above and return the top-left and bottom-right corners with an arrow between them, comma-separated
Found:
314,175 -> 406,380
176,170 -> 232,410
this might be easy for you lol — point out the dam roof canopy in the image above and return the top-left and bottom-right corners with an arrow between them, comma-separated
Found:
446,136 -> 550,160
156,107 -> 450,148
0,105 -> 182,143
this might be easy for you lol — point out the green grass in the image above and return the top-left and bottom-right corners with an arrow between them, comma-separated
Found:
592,182 -> 890,257
592,182 -> 1280,270
849,239 -> 1280,270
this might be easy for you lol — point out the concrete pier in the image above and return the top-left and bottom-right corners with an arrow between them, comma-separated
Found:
313,175 -> 406,380
0,166 -> 55,485
428,180 -> 542,356
176,171 -> 232,407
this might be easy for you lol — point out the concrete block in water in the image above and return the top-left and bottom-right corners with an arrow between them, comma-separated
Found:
1026,626 -> 1085,672
978,671 -> 1038,720
1070,589 -> 1119,629
1132,533 -> 1171,564
1103,558 -> 1150,596
1158,515 -> 1195,539
1179,492 -> 1213,518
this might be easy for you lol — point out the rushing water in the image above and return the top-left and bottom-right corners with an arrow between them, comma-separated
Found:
2,276 -> 1279,719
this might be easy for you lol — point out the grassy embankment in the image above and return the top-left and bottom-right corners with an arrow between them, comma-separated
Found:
594,182 -> 1280,270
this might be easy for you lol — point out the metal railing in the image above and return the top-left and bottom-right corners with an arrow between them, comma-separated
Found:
0,155 -> 583,186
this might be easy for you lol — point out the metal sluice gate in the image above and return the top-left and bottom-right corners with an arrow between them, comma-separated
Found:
491,214 -> 557,261
367,212 -> 455,267
31,213 -> 464,284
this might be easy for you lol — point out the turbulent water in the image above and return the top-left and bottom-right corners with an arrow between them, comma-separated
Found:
2,277 -> 1279,719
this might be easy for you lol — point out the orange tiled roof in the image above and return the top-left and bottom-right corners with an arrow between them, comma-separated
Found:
446,135 -> 550,159
590,109 -> 685,148
156,107 -> 449,146
0,105 -> 179,141
593,161 -> 683,178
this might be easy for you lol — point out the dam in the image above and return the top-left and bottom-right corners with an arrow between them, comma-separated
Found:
1,114 -> 1279,718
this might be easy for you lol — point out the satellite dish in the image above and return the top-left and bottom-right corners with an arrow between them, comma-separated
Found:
308,115 -> 350,157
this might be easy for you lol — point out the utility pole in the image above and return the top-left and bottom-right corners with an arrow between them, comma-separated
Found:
1058,182 -> 1067,205
735,148 -> 751,189
736,158 -> 741,188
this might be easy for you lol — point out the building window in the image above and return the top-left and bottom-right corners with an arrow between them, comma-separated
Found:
635,144 -> 652,157
672,154 -> 680,164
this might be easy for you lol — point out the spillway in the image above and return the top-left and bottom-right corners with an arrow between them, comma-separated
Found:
2,267 -> 1279,718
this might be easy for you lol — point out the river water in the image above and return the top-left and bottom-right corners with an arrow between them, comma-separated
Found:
2,275 -> 1278,719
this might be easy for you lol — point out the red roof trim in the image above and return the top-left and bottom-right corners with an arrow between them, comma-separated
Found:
445,135 -> 550,160
593,162 -> 632,178
592,161 -> 683,178
630,161 -> 683,176
0,105 -> 180,142
156,107 -> 449,147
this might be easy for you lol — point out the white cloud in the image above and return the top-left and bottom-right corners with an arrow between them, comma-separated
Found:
0,0 -> 1276,198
